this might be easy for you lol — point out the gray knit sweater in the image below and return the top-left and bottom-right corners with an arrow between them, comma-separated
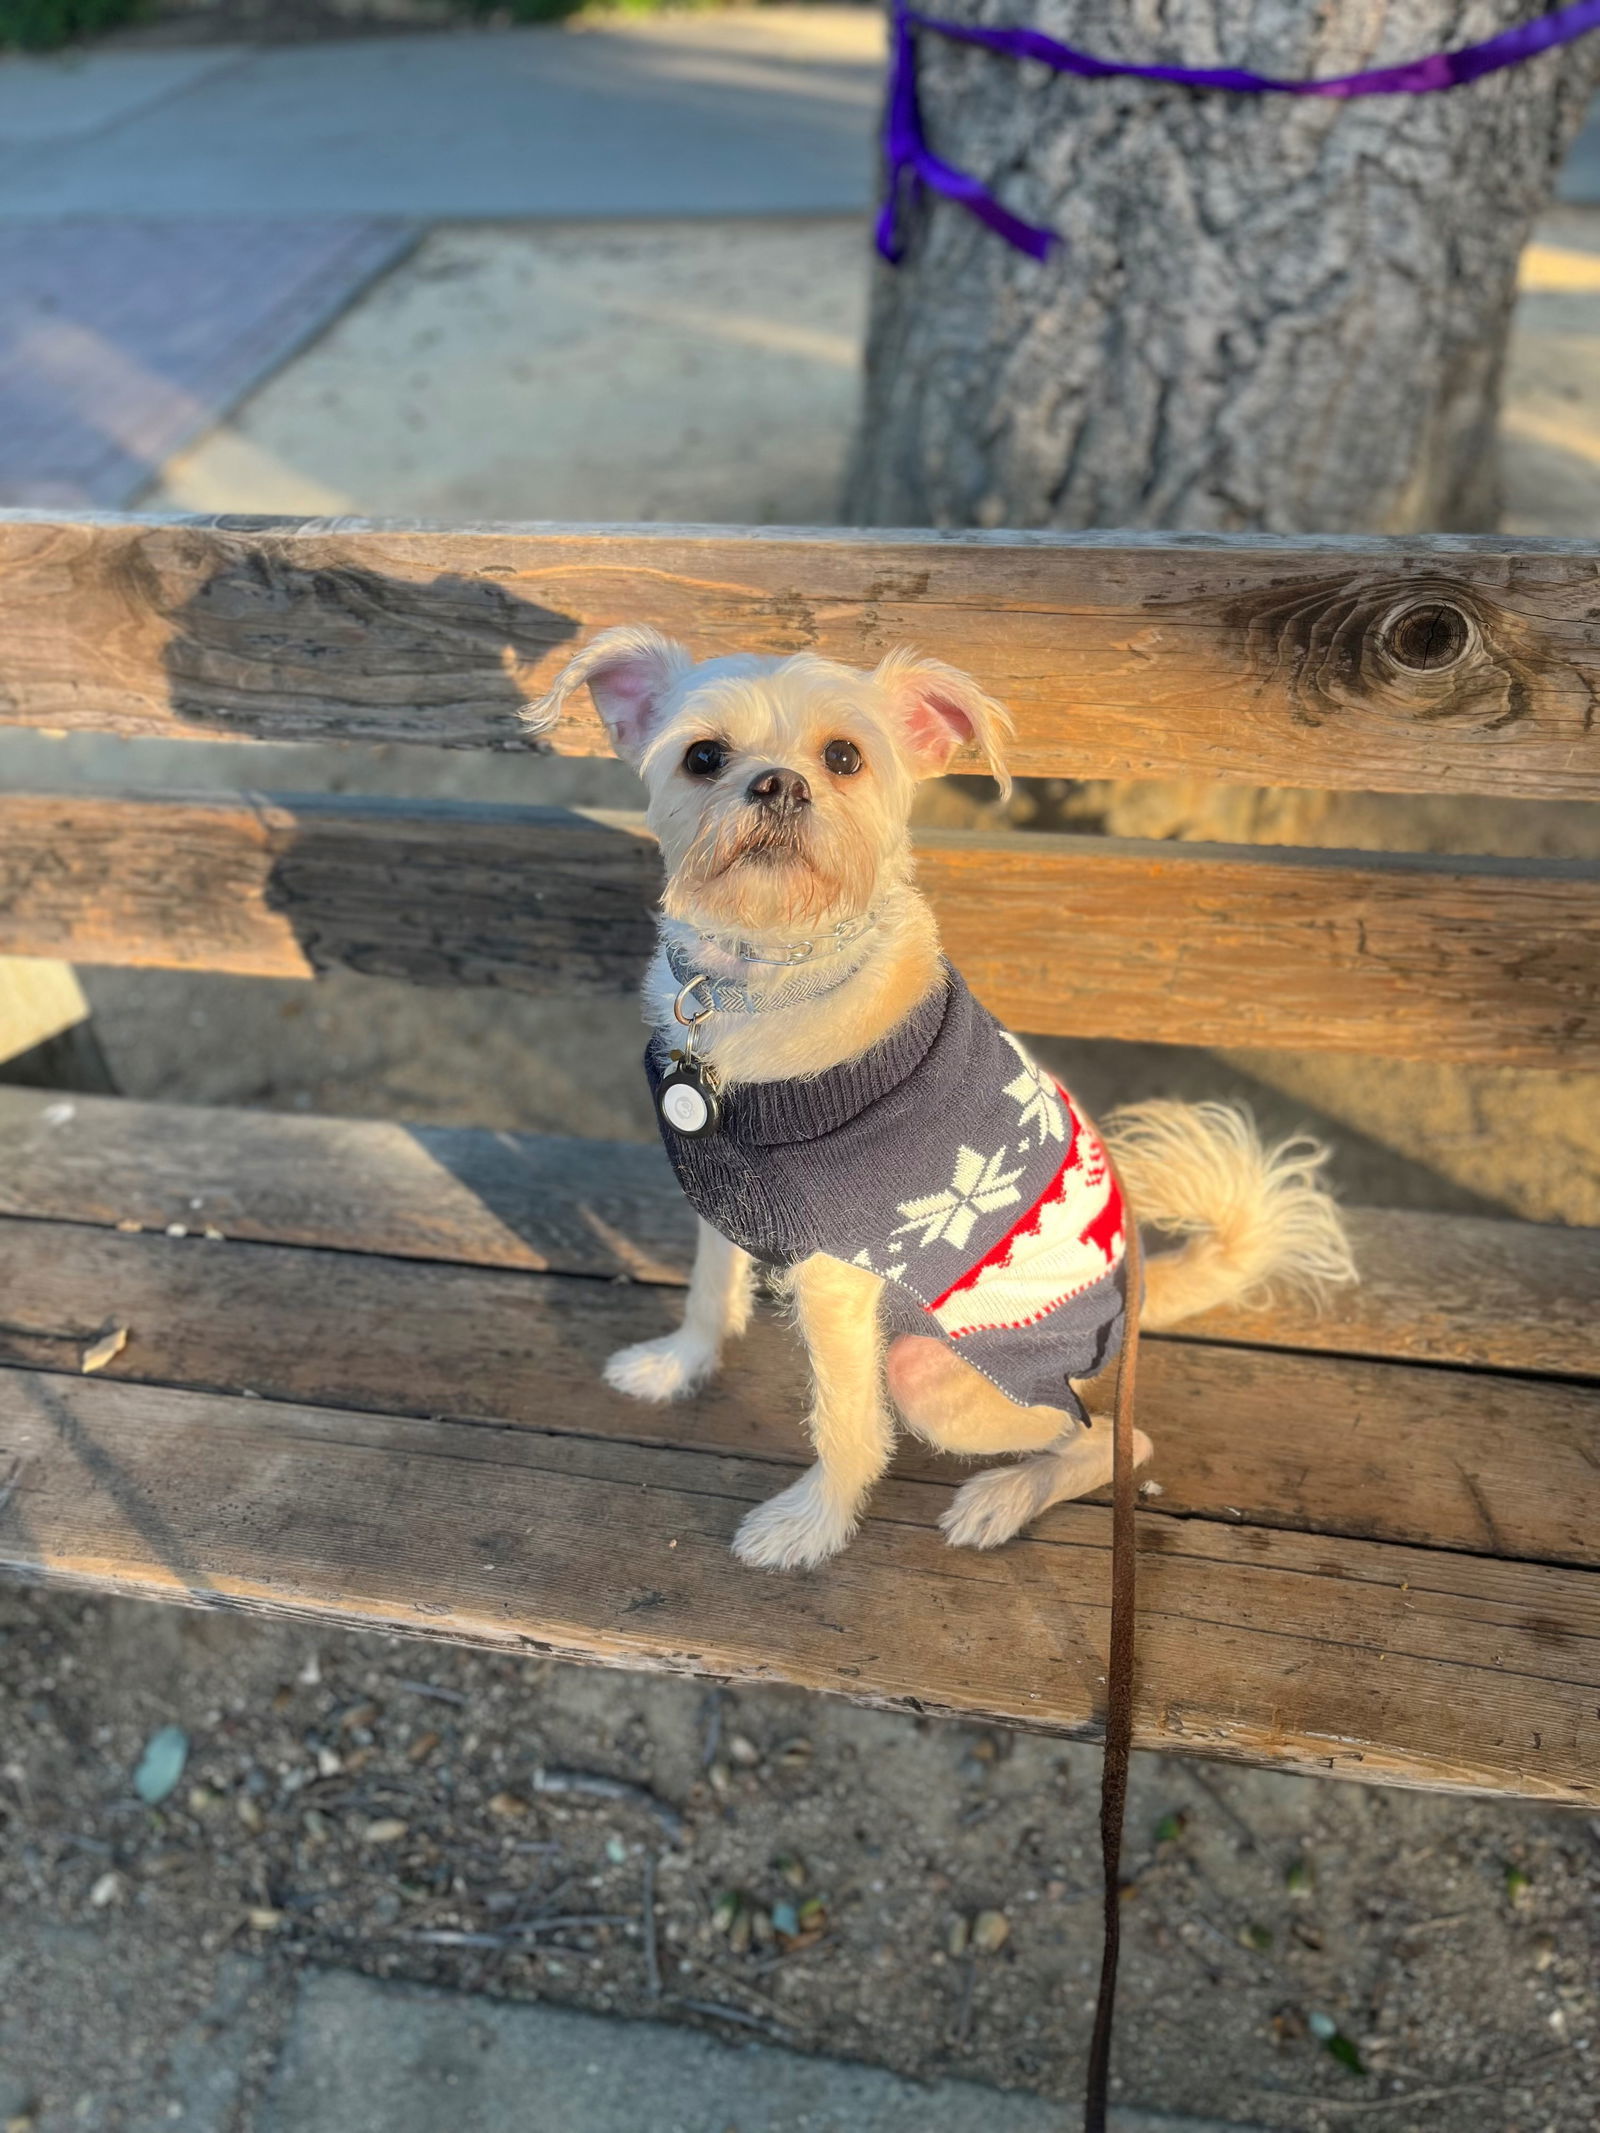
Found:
646,967 -> 1127,1421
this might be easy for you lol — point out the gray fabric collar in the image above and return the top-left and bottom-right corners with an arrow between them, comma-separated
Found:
663,930 -> 876,1016
690,911 -> 880,968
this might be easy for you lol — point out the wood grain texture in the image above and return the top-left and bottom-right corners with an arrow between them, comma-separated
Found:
2,1087 -> 1595,1378
1180,1207 -> 1600,1381
3,793 -> 1597,1063
0,1214 -> 1596,1572
3,516 -> 1600,797
0,1086 -> 693,1284
1,1365 -> 1594,1801
0,792 -> 660,992
921,832 -> 1600,1065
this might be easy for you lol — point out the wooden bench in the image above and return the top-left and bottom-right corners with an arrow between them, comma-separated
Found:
0,512 -> 1596,1808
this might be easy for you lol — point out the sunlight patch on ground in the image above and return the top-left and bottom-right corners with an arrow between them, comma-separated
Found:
1519,240 -> 1600,293
146,220 -> 870,525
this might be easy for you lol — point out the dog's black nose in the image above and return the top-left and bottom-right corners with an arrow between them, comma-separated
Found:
746,767 -> 810,809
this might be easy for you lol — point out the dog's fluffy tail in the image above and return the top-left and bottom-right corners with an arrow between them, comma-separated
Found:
1102,1101 -> 1357,1331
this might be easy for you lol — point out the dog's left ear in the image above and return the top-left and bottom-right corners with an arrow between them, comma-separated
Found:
873,651 -> 1014,799
525,625 -> 692,765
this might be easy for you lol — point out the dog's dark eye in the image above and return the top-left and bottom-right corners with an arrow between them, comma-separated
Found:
823,738 -> 862,777
683,738 -> 728,778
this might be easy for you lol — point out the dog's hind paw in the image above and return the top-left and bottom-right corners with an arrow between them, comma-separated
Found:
732,1469 -> 855,1572
603,1332 -> 716,1403
940,1462 -> 1049,1551
942,1427 -> 1154,1550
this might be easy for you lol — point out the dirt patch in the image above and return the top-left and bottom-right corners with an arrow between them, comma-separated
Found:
2,1589 -> 1595,2130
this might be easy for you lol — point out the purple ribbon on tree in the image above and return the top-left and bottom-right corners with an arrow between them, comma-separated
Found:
878,0 -> 1600,262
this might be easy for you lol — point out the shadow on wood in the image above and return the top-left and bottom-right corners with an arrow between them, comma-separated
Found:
159,555 -> 580,747
0,1022 -> 117,1095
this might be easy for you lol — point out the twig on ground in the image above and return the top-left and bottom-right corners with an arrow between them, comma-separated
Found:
533,1767 -> 685,1843
750,1939 -> 830,1976
1183,1764 -> 1260,1852
1250,2045 -> 1572,2114
700,1687 -> 726,1769
394,1679 -> 467,1706
688,1962 -> 792,2026
397,1930 -> 518,1951
948,1957 -> 976,2052
399,1913 -> 634,1949
670,1996 -> 791,2039
641,1853 -> 662,1998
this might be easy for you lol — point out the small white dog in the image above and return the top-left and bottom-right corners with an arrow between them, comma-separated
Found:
532,631 -> 1355,1572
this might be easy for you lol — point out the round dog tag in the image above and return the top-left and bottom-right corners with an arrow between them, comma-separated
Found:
656,1064 -> 722,1138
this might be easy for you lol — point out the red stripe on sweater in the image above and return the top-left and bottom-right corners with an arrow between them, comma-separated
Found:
926,1095 -> 1090,1314
1081,1178 -> 1125,1261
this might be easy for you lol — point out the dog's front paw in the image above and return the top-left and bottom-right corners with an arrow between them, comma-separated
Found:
732,1468 -> 855,1573
603,1332 -> 716,1403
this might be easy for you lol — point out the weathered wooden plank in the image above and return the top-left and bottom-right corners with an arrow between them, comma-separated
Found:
923,833 -> 1600,1065
1182,1207 -> 1600,1380
3,515 -> 1600,797
0,793 -> 660,993
1,1214 -> 1596,1570
3,793 -> 1597,1063
1,1367 -> 1594,1801
0,1086 -> 692,1284
2,1088 -> 1595,1379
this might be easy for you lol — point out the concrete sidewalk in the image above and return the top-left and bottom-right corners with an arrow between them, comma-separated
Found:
0,1923 -> 1288,2133
0,10 -> 885,219
1562,97 -> 1600,203
1,10 -> 1595,221
265,1971 -> 1274,2133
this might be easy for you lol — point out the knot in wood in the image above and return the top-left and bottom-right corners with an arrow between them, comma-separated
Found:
1381,600 -> 1475,674
1215,569 -> 1538,734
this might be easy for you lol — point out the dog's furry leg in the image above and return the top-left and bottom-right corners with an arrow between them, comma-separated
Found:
942,1417 -> 1154,1551
1104,1101 -> 1357,1329
604,1217 -> 753,1402
733,1254 -> 891,1572
887,1335 -> 1152,1548
886,1334 -> 1065,1455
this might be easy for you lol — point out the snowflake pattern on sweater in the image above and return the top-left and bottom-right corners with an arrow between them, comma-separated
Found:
646,966 -> 1127,1419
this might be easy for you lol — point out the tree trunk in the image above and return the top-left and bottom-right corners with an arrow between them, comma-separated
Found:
847,1 -> 1598,534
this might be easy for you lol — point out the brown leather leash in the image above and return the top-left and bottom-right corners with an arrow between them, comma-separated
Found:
1083,1162 -> 1142,2133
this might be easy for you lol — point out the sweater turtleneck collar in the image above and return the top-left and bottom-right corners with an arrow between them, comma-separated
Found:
653,970 -> 954,1148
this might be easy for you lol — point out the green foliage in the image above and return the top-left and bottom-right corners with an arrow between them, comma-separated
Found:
0,0 -> 147,49
1308,2011 -> 1367,2077
1324,2031 -> 1367,2077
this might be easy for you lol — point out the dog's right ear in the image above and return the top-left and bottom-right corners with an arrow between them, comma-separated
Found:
524,626 -> 692,765
872,650 -> 1014,800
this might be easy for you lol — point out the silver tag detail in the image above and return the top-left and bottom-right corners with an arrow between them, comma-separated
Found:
656,1062 -> 721,1138
663,1080 -> 710,1132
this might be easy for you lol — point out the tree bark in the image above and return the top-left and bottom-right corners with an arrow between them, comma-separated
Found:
847,1 -> 1599,534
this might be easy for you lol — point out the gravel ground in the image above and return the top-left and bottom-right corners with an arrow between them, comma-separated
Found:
2,1590 -> 1596,2132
